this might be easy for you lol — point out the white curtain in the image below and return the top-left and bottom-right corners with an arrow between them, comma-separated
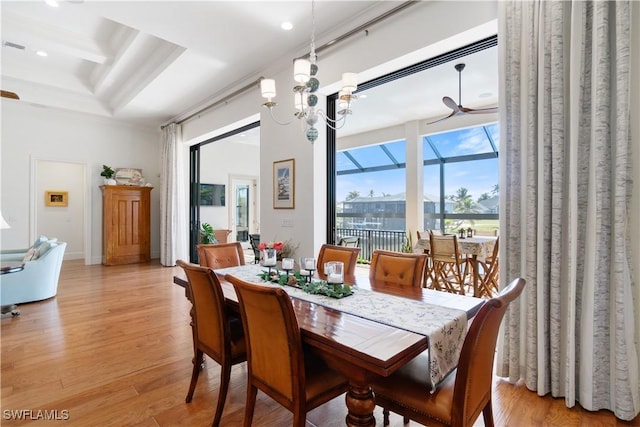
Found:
160,123 -> 188,266
496,0 -> 638,420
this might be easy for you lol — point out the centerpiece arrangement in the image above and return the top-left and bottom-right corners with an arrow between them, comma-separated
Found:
257,267 -> 353,299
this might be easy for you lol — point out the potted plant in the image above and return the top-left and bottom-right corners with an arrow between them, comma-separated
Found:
100,165 -> 116,185
199,222 -> 218,244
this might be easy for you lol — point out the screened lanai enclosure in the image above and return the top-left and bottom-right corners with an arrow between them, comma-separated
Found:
335,123 -> 499,260
330,36 -> 499,261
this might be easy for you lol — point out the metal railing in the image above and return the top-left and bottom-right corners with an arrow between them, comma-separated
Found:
335,228 -> 407,261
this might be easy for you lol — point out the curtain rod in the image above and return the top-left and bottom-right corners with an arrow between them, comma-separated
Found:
162,77 -> 263,129
162,0 -> 419,130
312,0 -> 418,58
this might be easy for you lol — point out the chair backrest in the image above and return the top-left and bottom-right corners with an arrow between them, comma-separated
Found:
417,229 -> 442,241
474,229 -> 498,237
369,250 -> 427,287
197,242 -> 245,268
338,236 -> 360,247
177,260 -> 230,362
429,234 -> 461,262
316,244 -> 360,282
226,275 -> 305,406
249,234 -> 260,251
451,277 -> 525,426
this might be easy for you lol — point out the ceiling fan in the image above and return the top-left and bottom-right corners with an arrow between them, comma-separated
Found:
426,63 -> 497,125
1,90 -> 20,100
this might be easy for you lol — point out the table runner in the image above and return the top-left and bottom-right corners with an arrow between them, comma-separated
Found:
215,264 -> 467,391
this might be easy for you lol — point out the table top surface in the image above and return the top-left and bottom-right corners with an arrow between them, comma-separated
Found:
173,265 -> 484,377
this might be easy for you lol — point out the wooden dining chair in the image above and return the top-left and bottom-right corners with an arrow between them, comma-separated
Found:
429,233 -> 470,294
197,242 -> 245,268
416,230 -> 441,287
474,229 -> 498,237
476,237 -> 499,298
225,274 -> 348,427
373,277 -> 526,427
368,249 -> 428,288
338,235 -> 360,248
316,244 -> 361,283
176,260 -> 247,427
248,234 -> 261,264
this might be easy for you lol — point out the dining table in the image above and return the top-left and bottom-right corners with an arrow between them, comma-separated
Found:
415,235 -> 497,297
173,263 -> 484,427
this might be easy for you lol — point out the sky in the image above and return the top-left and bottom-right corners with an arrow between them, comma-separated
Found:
336,123 -> 500,202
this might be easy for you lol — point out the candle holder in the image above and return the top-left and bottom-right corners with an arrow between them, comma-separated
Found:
281,257 -> 295,275
299,257 -> 316,283
467,227 -> 473,238
458,228 -> 466,239
325,261 -> 344,285
263,248 -> 277,274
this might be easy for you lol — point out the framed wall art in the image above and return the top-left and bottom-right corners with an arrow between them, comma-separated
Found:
45,191 -> 68,207
273,158 -> 295,209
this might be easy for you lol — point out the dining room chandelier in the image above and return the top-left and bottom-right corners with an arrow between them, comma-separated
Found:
260,0 -> 358,143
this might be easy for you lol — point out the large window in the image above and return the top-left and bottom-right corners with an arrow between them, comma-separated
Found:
327,36 -> 499,254
335,123 -> 499,238
425,123 -> 499,234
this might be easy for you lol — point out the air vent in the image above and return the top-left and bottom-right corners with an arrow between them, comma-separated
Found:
3,41 -> 26,50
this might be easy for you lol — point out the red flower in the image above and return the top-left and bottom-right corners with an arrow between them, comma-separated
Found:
258,241 -> 285,251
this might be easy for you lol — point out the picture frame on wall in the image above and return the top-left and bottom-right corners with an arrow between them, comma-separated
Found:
45,191 -> 68,207
273,158 -> 294,209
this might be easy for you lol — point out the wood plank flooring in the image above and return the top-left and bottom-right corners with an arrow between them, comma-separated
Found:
2,260 -> 638,426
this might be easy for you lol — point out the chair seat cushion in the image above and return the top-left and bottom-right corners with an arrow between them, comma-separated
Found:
372,353 -> 456,425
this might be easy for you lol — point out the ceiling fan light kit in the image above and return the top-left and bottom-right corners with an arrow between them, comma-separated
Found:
427,62 -> 498,125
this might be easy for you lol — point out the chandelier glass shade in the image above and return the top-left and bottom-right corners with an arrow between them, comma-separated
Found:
260,0 -> 358,143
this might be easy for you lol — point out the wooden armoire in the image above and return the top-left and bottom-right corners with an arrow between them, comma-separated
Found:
101,185 -> 152,265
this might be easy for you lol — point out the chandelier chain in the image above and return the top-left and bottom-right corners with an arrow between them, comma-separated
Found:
310,0 -> 317,64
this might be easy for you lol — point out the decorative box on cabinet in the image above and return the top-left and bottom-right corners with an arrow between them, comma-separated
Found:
101,185 -> 152,265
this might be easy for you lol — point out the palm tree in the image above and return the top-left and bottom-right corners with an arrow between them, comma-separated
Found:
368,190 -> 375,198
477,192 -> 490,202
449,187 -> 477,213
448,187 -> 478,230
491,184 -> 499,196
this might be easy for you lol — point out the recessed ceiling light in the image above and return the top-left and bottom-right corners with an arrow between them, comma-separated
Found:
478,92 -> 493,98
36,50 -> 48,57
281,21 -> 293,31
44,0 -> 59,7
359,94 -> 368,99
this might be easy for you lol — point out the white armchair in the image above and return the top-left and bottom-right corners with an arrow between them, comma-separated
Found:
1,240 -> 66,315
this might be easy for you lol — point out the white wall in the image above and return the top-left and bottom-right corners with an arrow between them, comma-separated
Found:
0,101 -> 162,264
180,1 -> 499,259
199,139 -> 260,231
36,160 -> 85,260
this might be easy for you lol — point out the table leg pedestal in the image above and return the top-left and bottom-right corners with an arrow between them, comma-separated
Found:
345,383 -> 376,427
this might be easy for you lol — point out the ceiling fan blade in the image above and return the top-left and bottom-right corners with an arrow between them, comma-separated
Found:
442,96 -> 459,112
460,106 -> 498,114
426,109 -> 456,125
1,90 -> 20,100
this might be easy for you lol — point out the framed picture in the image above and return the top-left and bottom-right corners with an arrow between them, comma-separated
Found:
45,191 -> 68,207
273,158 -> 295,209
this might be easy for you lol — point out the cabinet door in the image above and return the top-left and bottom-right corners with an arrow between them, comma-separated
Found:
103,187 -> 151,265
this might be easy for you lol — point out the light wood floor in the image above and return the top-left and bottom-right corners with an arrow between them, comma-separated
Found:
2,260 -> 638,427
